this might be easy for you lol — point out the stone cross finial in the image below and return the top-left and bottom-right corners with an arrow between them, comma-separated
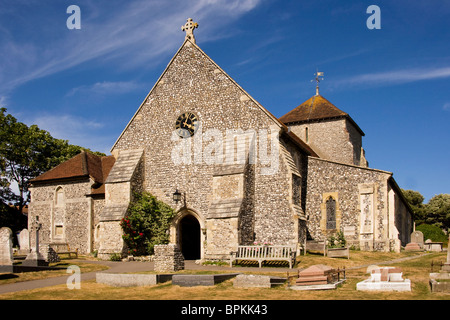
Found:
181,18 -> 198,44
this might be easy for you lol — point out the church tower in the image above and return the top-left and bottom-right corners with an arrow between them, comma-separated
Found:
279,94 -> 368,167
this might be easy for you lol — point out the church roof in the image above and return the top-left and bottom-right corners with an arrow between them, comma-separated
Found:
279,95 -> 365,136
30,151 -> 115,195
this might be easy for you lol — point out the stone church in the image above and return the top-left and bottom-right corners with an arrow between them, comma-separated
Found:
28,19 -> 413,260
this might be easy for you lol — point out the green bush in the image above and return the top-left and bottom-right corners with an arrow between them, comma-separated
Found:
120,192 -> 176,256
327,231 -> 347,248
416,224 -> 448,244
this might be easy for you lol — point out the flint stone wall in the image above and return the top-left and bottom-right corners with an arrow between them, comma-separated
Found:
306,157 -> 407,251
111,41 -> 308,258
29,179 -> 106,255
154,244 -> 185,272
289,118 -> 363,166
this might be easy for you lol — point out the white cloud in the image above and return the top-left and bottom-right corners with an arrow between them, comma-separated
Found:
24,114 -> 110,152
443,102 -> 450,111
0,96 -> 7,108
334,66 -> 450,88
0,0 -> 262,95
66,81 -> 145,97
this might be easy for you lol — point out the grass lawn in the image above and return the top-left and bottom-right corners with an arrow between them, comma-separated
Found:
0,259 -> 108,285
0,251 -> 449,300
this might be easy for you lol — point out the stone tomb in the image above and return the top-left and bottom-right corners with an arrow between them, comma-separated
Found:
423,239 -> 443,252
233,274 -> 287,288
429,237 -> 450,292
356,266 -> 411,291
289,264 -> 344,290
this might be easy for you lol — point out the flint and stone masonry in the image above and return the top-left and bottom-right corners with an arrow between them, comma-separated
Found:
28,20 -> 413,260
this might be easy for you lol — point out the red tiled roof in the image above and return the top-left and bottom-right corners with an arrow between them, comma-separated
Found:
31,151 -> 115,195
279,95 -> 364,136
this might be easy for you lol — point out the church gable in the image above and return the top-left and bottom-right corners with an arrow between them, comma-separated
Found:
112,39 -> 283,154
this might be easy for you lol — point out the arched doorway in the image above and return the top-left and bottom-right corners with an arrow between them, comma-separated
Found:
179,214 -> 201,260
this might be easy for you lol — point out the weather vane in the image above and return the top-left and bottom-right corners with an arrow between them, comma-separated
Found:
312,70 -> 324,96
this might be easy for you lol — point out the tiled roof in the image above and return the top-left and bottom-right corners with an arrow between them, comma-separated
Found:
31,151 -> 115,195
279,95 -> 364,136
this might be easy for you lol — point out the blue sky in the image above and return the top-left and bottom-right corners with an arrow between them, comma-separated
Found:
1,0 -> 449,202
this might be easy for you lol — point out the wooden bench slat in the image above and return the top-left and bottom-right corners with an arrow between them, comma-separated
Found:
230,245 -> 296,269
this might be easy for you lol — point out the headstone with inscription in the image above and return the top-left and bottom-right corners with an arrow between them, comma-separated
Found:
410,231 -> 424,249
0,227 -> 14,272
18,228 -> 30,254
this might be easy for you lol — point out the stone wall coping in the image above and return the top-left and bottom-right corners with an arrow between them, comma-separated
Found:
308,156 -> 392,175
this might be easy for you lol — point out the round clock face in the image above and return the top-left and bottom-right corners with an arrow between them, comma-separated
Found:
175,112 -> 199,138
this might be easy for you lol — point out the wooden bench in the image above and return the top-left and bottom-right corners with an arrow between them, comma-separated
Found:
303,240 -> 326,256
51,243 -> 78,259
230,245 -> 297,269
325,246 -> 349,259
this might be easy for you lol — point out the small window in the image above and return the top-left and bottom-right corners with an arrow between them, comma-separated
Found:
326,196 -> 336,230
292,174 -> 301,206
305,127 -> 309,143
55,187 -> 64,206
55,225 -> 64,237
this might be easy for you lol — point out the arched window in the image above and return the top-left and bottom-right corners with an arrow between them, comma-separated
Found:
326,196 -> 336,230
55,187 -> 64,207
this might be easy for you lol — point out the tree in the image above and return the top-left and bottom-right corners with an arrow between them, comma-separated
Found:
427,194 -> 450,231
402,189 -> 427,223
0,108 -> 105,214
416,224 -> 448,244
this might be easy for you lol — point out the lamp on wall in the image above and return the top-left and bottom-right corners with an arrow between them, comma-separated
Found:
173,189 -> 182,203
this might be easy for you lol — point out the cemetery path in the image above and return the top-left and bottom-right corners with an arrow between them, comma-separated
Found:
0,260 -> 155,295
345,252 -> 434,271
0,253 -> 433,295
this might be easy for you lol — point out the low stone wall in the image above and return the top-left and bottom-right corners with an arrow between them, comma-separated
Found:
96,273 -> 172,287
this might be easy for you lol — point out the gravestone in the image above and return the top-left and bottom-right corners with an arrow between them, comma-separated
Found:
0,227 -> 14,273
410,231 -> 424,249
23,216 -> 49,267
18,229 -> 30,254
443,235 -> 450,272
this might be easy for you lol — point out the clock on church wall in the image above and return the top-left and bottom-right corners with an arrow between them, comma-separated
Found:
175,112 -> 199,138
